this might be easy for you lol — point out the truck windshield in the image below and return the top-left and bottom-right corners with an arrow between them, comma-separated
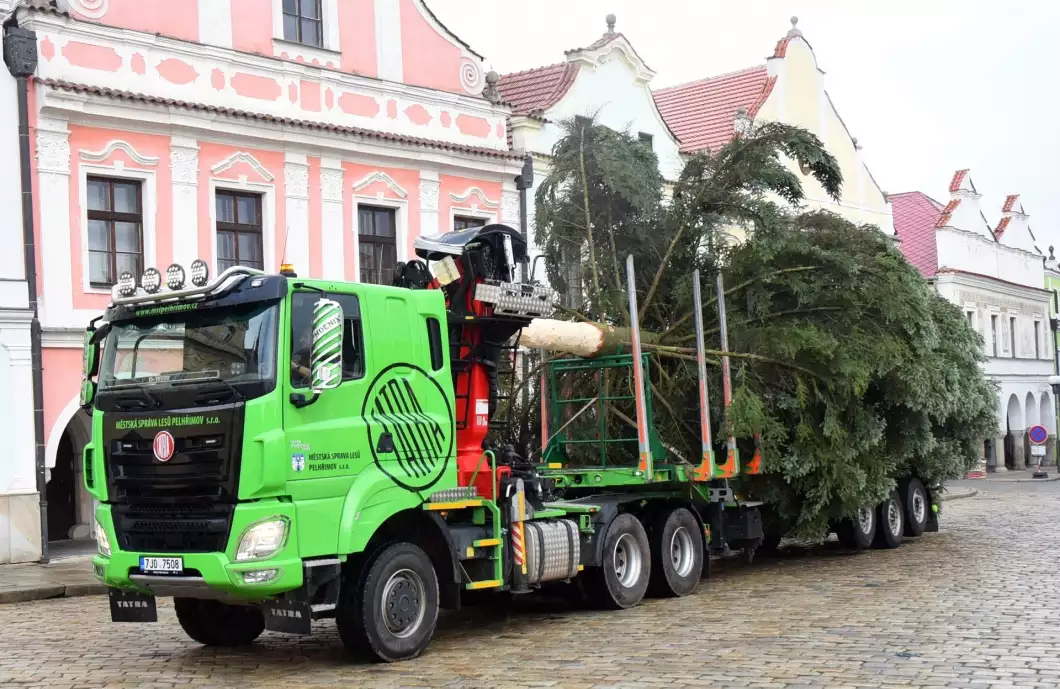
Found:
98,301 -> 279,392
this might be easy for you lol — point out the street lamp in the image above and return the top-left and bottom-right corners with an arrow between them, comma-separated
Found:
1049,375 -> 1060,474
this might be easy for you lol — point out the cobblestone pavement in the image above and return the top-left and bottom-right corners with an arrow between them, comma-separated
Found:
2,481 -> 1059,688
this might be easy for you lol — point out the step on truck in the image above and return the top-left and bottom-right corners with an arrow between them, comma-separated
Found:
79,224 -> 942,662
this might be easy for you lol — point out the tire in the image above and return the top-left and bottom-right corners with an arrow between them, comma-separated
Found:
835,505 -> 876,550
585,513 -> 651,609
872,489 -> 904,549
900,477 -> 929,537
648,508 -> 704,598
336,542 -> 440,662
174,598 -> 265,647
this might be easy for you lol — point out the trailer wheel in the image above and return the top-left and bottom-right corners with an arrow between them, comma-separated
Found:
900,477 -> 929,537
648,508 -> 703,598
835,505 -> 875,550
336,542 -> 439,662
586,513 -> 651,609
872,489 -> 904,549
174,598 -> 264,647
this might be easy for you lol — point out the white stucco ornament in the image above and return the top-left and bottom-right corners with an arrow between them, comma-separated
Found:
67,0 -> 109,19
460,57 -> 485,96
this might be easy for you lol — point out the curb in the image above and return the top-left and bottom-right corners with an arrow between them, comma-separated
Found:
0,581 -> 107,605
940,489 -> 978,502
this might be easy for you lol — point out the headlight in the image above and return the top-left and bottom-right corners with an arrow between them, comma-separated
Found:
235,517 -> 289,561
95,519 -> 111,557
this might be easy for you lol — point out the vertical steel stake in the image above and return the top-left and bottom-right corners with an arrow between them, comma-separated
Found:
626,255 -> 653,478
716,272 -> 739,478
692,270 -> 715,481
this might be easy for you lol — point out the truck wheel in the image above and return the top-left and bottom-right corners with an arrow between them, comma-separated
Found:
336,542 -> 439,662
174,598 -> 265,647
648,508 -> 703,598
872,489 -> 904,549
900,477 -> 929,537
586,513 -> 651,609
835,505 -> 875,550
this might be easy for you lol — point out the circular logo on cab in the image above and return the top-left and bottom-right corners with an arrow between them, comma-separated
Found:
362,362 -> 454,491
153,430 -> 175,462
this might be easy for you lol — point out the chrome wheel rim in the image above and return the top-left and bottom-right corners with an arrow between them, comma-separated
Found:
381,568 -> 426,639
887,499 -> 902,536
912,489 -> 926,524
857,506 -> 873,535
669,526 -> 695,578
613,533 -> 643,588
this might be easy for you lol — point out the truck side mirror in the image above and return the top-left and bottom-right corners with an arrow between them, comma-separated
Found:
79,378 -> 96,408
310,297 -> 344,394
82,323 -> 107,379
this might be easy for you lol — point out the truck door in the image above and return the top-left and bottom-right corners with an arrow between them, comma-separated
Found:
283,289 -> 372,485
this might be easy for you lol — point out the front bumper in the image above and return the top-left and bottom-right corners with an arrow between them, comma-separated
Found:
93,501 -> 304,601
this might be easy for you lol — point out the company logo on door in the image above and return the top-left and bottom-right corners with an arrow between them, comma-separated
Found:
153,430 -> 175,462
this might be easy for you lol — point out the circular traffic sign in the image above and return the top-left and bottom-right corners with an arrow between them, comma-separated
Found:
1029,424 -> 1048,445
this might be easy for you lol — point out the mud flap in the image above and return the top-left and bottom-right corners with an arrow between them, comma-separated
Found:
261,599 -> 312,635
109,588 -> 157,622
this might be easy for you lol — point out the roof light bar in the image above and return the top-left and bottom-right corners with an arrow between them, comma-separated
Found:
108,262 -> 267,307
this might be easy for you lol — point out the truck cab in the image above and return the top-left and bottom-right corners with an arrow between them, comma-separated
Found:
82,260 -> 461,657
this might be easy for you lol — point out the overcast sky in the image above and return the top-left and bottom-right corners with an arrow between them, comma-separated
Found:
431,0 -> 1060,254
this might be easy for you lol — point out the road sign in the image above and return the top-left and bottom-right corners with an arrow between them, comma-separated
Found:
1028,424 -> 1048,445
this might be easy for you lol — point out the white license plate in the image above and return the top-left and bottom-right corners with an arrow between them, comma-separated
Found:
140,556 -> 183,574
1031,445 -> 1047,456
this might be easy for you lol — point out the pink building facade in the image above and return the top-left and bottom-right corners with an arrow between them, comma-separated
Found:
4,0 -> 524,561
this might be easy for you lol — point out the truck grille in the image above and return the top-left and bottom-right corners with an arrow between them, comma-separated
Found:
106,434 -> 236,501
112,503 -> 234,554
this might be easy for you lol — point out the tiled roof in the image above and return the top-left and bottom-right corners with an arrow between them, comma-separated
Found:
995,216 -> 1012,239
39,79 -> 522,160
653,66 -> 771,153
496,63 -> 580,116
563,32 -> 654,72
890,191 -> 943,278
948,169 -> 969,192
1002,194 -> 1019,212
935,199 -> 960,228
773,37 -> 792,58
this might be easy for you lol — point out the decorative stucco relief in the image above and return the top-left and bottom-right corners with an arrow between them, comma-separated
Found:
170,147 -> 199,184
80,140 -> 159,167
36,130 -> 70,174
68,0 -> 108,19
449,186 -> 499,208
321,168 -> 343,203
352,171 -> 408,199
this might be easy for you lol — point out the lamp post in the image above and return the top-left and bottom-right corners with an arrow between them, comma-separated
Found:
1049,375 -> 1060,473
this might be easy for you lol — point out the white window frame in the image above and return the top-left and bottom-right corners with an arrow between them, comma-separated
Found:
1035,319 -> 1043,359
353,195 -> 407,283
1009,315 -> 1018,358
449,204 -> 497,233
78,163 -> 157,295
272,0 -> 340,61
208,178 -> 277,277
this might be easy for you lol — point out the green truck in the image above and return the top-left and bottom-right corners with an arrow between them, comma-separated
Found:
79,224 -> 940,662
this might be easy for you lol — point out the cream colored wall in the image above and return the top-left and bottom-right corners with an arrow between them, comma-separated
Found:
756,39 -> 894,235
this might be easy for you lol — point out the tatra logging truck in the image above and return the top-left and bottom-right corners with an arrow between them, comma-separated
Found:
79,224 -> 941,662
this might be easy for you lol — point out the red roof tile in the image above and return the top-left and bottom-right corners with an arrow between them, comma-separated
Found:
774,37 -> 792,58
948,169 -> 969,192
496,63 -> 580,116
890,191 -> 943,278
1002,194 -> 1019,212
935,199 -> 960,228
653,66 -> 770,153
995,216 -> 1012,239
39,79 -> 521,160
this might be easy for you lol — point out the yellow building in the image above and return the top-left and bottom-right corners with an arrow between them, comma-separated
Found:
653,18 -> 895,241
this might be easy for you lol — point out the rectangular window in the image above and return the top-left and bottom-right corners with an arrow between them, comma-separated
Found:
991,315 -> 999,357
453,216 -> 486,232
1035,321 -> 1042,359
290,291 -> 364,388
426,317 -> 444,371
216,190 -> 264,272
1010,316 -> 1017,358
358,205 -> 397,285
638,132 -> 653,147
282,0 -> 323,47
87,176 -> 143,287
966,310 -> 974,327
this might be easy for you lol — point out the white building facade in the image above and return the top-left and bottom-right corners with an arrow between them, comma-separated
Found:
893,170 -> 1055,472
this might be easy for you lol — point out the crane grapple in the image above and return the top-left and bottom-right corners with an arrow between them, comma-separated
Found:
394,224 -> 551,499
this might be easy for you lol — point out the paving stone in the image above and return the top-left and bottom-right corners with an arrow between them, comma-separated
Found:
1,481 -> 1059,687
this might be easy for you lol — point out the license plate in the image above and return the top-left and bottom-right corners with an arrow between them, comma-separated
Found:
139,556 -> 183,574
1031,445 -> 1047,456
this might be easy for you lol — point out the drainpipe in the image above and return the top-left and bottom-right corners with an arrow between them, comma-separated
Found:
3,21 -> 48,562
514,154 -> 534,410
